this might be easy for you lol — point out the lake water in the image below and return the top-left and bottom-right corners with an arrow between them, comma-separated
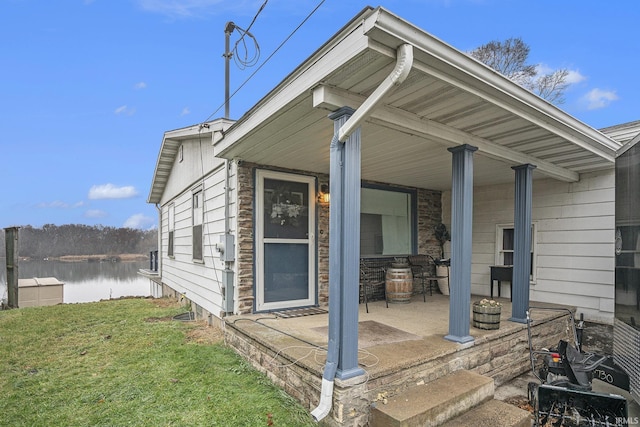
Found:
0,259 -> 154,304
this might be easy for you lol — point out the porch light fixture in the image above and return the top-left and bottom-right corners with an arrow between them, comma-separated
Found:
318,184 -> 330,204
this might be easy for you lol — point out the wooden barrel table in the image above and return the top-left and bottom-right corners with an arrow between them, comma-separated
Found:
385,263 -> 413,303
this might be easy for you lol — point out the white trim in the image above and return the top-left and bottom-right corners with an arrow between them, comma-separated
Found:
167,203 -> 175,259
255,170 -> 317,311
192,186 -> 204,262
495,222 -> 537,284
314,85 -> 580,182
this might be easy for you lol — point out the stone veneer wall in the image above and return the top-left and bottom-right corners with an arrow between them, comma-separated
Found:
235,162 -> 443,314
224,310 -> 572,426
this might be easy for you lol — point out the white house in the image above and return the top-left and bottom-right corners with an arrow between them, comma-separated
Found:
146,6 -> 638,330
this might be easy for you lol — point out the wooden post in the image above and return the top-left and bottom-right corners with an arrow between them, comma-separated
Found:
4,227 -> 19,308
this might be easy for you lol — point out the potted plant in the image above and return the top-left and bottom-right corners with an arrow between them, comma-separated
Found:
434,223 -> 450,260
434,223 -> 451,295
472,298 -> 502,330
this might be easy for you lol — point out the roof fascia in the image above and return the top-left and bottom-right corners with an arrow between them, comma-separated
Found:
147,119 -> 233,204
362,8 -> 619,162
618,129 -> 640,157
215,7 -> 376,157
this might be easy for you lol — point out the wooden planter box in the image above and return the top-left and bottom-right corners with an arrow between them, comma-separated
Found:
472,302 -> 501,330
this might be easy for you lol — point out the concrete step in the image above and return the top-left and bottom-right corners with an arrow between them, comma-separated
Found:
370,370 -> 495,427
440,399 -> 532,427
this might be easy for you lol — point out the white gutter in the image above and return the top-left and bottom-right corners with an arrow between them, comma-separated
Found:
363,8 -> 618,158
310,42 -> 413,423
338,43 -> 413,142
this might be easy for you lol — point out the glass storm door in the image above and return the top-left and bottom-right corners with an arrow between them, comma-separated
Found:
256,170 -> 316,311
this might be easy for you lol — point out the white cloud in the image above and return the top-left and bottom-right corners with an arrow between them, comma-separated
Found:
535,64 -> 586,85
88,184 -> 138,200
123,213 -> 155,229
581,88 -> 619,110
37,200 -> 69,209
114,105 -> 136,116
136,0 -> 241,18
85,209 -> 108,218
534,64 -> 554,76
134,82 -> 147,90
564,69 -> 586,85
180,107 -> 190,116
37,200 -> 84,209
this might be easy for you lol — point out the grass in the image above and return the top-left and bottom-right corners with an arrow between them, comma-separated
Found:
0,298 -> 315,427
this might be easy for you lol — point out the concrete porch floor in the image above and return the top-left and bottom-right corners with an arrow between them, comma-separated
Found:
224,294 -> 572,381
223,294 -> 580,425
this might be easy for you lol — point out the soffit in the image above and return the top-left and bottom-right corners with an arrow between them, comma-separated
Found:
213,7 -> 621,191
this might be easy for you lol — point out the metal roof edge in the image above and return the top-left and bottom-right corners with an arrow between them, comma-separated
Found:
364,7 -> 620,161
617,129 -> 640,157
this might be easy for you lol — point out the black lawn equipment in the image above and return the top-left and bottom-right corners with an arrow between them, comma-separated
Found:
526,307 -> 630,426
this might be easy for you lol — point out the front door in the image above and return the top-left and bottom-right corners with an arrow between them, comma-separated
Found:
255,170 -> 316,311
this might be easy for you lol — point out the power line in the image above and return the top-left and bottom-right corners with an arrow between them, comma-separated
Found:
201,0 -> 326,124
230,0 -> 267,70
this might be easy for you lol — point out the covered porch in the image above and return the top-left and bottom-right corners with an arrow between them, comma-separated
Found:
224,295 -> 574,426
210,5 -> 620,426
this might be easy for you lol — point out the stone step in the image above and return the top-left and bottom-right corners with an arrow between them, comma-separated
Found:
440,399 -> 532,427
370,370 -> 495,427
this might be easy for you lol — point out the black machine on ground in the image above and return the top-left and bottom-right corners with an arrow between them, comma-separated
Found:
526,307 -> 629,426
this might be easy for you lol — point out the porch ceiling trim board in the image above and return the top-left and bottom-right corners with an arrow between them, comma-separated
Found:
313,84 -> 579,183
362,7 -> 620,159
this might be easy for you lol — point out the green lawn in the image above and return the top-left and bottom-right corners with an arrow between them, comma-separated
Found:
0,298 -> 315,427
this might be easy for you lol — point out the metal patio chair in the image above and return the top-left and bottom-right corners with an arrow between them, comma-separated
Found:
359,259 -> 388,313
408,254 -> 440,301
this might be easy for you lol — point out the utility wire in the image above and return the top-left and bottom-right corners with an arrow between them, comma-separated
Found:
231,24 -> 260,70
230,0 -> 267,69
201,0 -> 326,124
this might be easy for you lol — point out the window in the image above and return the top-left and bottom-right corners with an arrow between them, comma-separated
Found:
360,186 -> 415,256
496,224 -> 536,280
168,203 -> 175,258
192,189 -> 203,261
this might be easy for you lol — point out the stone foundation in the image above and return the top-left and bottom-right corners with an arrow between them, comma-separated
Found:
224,309 -> 573,426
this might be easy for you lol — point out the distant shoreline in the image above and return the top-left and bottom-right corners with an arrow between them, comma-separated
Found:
14,254 -> 150,263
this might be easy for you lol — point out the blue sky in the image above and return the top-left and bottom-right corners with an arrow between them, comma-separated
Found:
2,0 -> 638,230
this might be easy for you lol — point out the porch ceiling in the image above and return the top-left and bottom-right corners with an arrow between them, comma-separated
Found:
215,6 -> 620,191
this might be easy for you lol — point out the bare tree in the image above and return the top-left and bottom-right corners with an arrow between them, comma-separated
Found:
469,37 -> 569,104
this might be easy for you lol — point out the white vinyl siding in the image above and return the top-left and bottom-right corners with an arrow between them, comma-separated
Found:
159,136 -> 236,317
442,169 -> 615,323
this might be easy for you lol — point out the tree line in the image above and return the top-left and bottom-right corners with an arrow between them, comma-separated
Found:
1,224 -> 158,259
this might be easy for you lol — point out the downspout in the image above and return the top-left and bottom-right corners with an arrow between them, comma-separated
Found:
337,43 -> 413,142
310,42 -> 413,422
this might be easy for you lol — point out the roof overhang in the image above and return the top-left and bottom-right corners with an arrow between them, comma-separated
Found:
147,118 -> 234,204
150,6 -> 622,202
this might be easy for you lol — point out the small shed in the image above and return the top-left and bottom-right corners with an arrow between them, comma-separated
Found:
18,277 -> 64,307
